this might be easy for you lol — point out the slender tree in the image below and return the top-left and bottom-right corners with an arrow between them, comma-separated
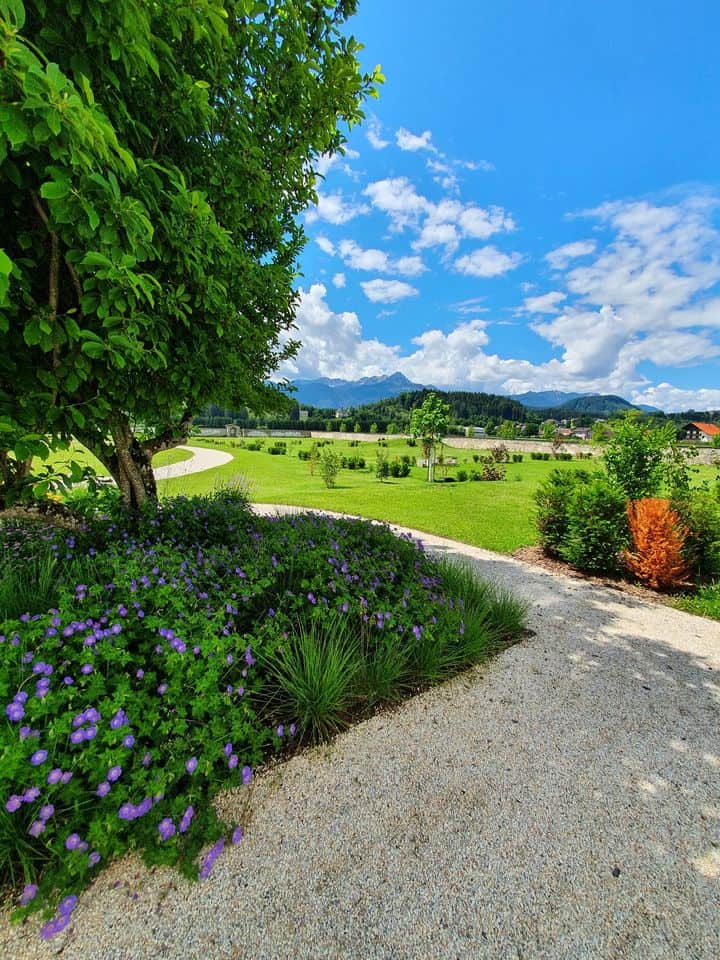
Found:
410,392 -> 450,483
0,0 -> 381,507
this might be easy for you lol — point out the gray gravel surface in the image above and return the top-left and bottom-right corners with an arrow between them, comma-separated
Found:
2,507 -> 718,960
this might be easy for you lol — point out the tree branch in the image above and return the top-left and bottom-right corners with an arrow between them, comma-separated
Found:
141,408 -> 194,457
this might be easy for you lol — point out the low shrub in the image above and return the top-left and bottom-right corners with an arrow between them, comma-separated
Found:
511,454 -> 524,463
672,489 -> 720,581
0,498 -> 526,935
560,476 -> 629,574
534,468 -> 593,556
267,445 -> 287,456
388,459 -> 410,478
456,470 -> 468,482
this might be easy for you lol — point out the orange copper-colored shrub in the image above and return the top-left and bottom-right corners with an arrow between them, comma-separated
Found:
623,498 -> 689,590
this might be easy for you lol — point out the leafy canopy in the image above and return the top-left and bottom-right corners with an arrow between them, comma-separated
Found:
0,0 -> 382,505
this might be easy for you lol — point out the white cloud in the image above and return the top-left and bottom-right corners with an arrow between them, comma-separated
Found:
360,279 -> 419,303
337,240 -> 427,278
339,239 -> 389,272
455,246 -> 523,277
630,382 -> 720,413
522,290 -> 567,314
315,236 -> 336,256
459,205 -> 515,239
396,127 -> 436,152
545,239 -> 596,269
393,255 -> 427,277
451,296 -> 488,315
332,272 -> 346,289
305,191 -> 369,225
366,115 -> 389,150
413,221 -> 460,253
363,177 -> 430,231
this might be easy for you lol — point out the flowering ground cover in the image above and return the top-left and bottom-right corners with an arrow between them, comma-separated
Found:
0,489 -> 526,938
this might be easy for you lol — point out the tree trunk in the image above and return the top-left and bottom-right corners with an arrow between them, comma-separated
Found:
0,450 -> 34,508
108,415 -> 157,511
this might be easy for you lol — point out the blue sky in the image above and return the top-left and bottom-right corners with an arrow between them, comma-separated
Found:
282,0 -> 720,412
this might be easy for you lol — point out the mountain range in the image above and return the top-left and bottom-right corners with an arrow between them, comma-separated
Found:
291,372 -> 427,408
290,374 -> 661,415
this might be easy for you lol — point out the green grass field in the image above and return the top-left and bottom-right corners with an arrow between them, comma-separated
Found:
158,436 -> 712,554
34,443 -> 193,475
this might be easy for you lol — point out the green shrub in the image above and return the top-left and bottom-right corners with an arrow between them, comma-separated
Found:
534,468 -> 593,556
319,448 -> 339,488
560,476 -> 630,574
673,489 -> 720,580
456,469 -> 468,482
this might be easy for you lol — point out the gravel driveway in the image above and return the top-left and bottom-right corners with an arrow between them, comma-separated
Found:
2,508 -> 718,959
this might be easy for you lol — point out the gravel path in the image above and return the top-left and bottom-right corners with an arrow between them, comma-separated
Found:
153,445 -> 233,481
2,506 -> 718,959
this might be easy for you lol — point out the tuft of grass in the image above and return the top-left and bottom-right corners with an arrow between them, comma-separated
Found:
674,581 -> 720,621
258,616 -> 364,743
434,556 -> 529,655
359,630 -> 409,708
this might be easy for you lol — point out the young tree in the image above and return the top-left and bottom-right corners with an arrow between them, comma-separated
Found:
410,392 -> 451,483
0,0 -> 381,507
604,413 -> 692,499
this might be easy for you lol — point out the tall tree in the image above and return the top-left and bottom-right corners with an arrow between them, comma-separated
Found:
0,0 -> 381,507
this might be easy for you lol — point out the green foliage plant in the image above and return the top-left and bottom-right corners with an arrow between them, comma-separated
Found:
560,475 -> 630,574
604,414 -> 692,499
410,393 -> 451,483
319,447 -> 339,488
534,468 -> 593,556
0,0 -> 382,509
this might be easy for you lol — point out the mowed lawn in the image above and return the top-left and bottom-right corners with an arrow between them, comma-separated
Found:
34,443 -> 193,475
158,437 -> 595,553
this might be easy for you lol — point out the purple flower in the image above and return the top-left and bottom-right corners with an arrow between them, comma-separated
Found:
19,725 -> 32,740
110,709 -> 127,730
81,664 -> 93,675
70,729 -> 84,745
5,795 -> 22,813
179,805 -> 194,833
142,752 -> 152,767
23,786 -> 40,802
5,701 -> 24,722
20,883 -> 38,906
96,781 -> 111,798
223,742 -> 233,756
242,765 -> 252,785
65,833 -> 82,851
39,804 -> 54,820
30,750 -> 48,766
158,817 -> 175,841
59,895 -> 78,916
289,723 -> 297,737
185,756 -> 198,775
136,668 -> 144,679
63,676 -> 74,685
231,826 -> 243,845
412,624 -> 423,641
84,726 -> 97,741
88,851 -> 101,868
118,803 -> 135,821
307,592 -> 317,605
276,724 -> 284,738
14,690 -> 29,703
157,683 -> 168,696
28,820 -> 46,837
123,734 -> 135,748
107,765 -> 122,783
228,754 -> 238,769
60,771 -> 72,785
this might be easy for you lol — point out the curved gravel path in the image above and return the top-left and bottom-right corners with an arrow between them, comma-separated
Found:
2,506 -> 718,959
153,445 -> 234,481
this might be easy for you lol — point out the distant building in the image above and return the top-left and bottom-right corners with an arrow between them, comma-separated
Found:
683,421 -> 720,442
298,409 -> 309,422
572,427 -> 592,440
466,426 -> 486,438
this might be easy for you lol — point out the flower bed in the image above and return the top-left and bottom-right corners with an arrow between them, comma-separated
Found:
1,491 -> 526,937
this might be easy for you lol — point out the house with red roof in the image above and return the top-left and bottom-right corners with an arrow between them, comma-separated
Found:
682,421 -> 720,442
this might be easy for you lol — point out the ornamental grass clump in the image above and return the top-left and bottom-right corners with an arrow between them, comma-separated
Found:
624,498 -> 690,590
0,492 -> 526,937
